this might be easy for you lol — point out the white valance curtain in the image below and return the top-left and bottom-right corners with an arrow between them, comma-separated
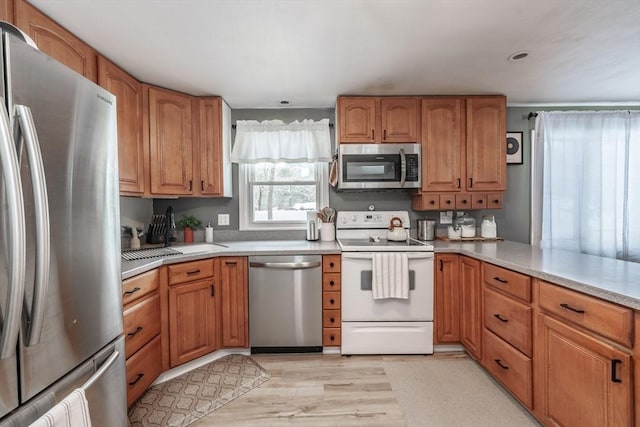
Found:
533,110 -> 640,262
230,119 -> 332,164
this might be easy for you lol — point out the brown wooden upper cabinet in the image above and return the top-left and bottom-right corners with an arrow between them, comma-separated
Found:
0,0 -> 13,22
420,96 -> 506,193
15,0 -> 97,81
338,96 -> 419,143
146,85 -> 194,196
97,56 -> 145,196
194,97 -> 233,197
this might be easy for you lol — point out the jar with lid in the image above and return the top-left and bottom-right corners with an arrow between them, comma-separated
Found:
455,216 -> 476,238
480,215 -> 497,238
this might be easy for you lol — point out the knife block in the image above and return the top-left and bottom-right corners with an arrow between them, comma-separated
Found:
146,214 -> 167,244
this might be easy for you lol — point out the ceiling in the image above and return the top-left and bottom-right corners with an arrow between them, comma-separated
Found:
30,0 -> 640,109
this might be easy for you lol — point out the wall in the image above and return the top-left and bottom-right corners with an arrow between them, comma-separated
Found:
153,107 -> 418,240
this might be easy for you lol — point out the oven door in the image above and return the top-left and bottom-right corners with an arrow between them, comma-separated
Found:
341,252 -> 433,321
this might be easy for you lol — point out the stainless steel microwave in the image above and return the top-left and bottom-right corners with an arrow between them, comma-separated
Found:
338,143 -> 421,190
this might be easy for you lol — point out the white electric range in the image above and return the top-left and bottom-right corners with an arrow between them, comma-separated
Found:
337,211 -> 434,355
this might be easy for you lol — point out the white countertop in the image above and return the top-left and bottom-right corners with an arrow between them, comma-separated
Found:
121,239 -> 640,310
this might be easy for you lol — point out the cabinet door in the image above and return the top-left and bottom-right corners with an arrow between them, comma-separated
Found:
220,257 -> 248,348
148,86 -> 193,195
421,98 -> 465,192
0,0 -> 13,22
535,314 -> 632,427
168,279 -> 216,367
97,56 -> 145,196
380,97 -> 418,143
460,256 -> 482,360
196,97 -> 223,196
434,254 -> 460,343
465,97 -> 506,192
15,0 -> 97,81
338,97 -> 377,143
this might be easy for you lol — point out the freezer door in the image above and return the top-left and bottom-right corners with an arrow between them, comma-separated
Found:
0,336 -> 127,427
4,34 -> 123,402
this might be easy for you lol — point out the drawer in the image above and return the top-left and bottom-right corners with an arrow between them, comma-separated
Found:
483,263 -> 531,303
455,193 -> 471,210
484,288 -> 532,357
168,259 -> 214,285
322,273 -> 341,291
487,193 -> 503,209
126,335 -> 162,407
483,329 -> 532,409
323,255 -> 341,273
323,309 -> 341,328
471,194 -> 487,210
122,269 -> 159,306
537,280 -> 633,347
323,291 -> 341,309
123,293 -> 161,358
439,194 -> 455,210
323,327 -> 341,346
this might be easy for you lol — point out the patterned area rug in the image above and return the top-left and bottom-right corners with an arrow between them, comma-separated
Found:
128,354 -> 270,426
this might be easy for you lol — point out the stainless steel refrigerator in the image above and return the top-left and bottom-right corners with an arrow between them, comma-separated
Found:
0,28 -> 126,426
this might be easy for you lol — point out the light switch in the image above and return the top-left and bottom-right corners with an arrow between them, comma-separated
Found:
218,214 -> 230,226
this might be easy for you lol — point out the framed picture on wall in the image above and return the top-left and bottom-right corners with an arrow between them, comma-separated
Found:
506,131 -> 523,164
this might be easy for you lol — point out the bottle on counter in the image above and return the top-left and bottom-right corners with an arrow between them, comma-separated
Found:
130,228 -> 141,250
205,222 -> 214,243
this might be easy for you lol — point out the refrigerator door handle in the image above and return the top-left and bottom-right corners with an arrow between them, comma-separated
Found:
15,104 -> 50,346
0,103 -> 26,359
81,350 -> 119,391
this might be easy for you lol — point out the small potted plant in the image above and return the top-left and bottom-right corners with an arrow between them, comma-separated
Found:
178,214 -> 202,243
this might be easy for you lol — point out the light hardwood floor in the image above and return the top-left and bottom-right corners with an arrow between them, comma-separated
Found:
193,352 -> 539,427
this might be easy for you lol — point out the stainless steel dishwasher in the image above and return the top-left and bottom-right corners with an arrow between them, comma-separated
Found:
249,255 -> 322,353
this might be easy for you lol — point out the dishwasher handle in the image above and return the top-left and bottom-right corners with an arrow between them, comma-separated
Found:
249,261 -> 322,270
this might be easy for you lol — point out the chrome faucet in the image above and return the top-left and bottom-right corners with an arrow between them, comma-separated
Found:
165,205 -> 176,246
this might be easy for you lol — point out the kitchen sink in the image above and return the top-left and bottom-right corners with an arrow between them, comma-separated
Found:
172,243 -> 226,254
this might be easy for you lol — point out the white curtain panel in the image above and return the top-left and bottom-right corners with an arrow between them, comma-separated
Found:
534,111 -> 640,262
230,119 -> 332,163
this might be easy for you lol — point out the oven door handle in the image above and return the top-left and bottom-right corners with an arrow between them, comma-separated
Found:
341,252 -> 433,260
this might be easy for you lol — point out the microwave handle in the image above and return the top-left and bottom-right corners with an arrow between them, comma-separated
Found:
399,148 -> 406,187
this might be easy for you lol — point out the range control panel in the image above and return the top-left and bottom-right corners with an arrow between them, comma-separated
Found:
336,211 -> 411,229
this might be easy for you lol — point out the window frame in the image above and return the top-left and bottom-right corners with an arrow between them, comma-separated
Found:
238,162 -> 329,231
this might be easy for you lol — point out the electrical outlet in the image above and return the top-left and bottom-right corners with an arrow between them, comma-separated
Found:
440,210 -> 453,224
218,214 -> 230,226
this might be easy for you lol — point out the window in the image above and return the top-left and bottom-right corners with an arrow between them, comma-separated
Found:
532,111 -> 640,262
230,119 -> 332,231
239,162 -> 329,230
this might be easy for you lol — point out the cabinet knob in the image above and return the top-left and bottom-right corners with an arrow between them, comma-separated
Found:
330,299 -> 335,304
330,280 -> 335,286
330,317 -> 335,323
446,200 -> 452,205
429,200 -> 435,205
329,262 -> 335,268
330,335 -> 335,341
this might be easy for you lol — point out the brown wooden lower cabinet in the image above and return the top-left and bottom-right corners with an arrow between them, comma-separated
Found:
460,256 -> 482,359
434,254 -> 460,343
125,335 -> 162,407
168,279 -> 217,367
534,313 -> 633,427
220,257 -> 249,348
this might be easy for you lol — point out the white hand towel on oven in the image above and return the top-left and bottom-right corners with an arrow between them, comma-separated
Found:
29,388 -> 92,427
372,252 -> 409,299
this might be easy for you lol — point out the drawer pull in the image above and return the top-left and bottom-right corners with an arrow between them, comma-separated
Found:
128,373 -> 144,386
124,287 -> 141,295
186,269 -> 201,275
127,326 -> 143,337
493,314 -> 509,323
494,359 -> 509,370
330,317 -> 335,323
330,299 -> 335,305
611,359 -> 622,383
329,262 -> 335,268
225,261 -> 238,265
493,277 -> 508,284
330,280 -> 335,286
330,335 -> 335,341
560,303 -> 585,314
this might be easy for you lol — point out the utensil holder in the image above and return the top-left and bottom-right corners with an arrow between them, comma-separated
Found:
320,222 -> 335,241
